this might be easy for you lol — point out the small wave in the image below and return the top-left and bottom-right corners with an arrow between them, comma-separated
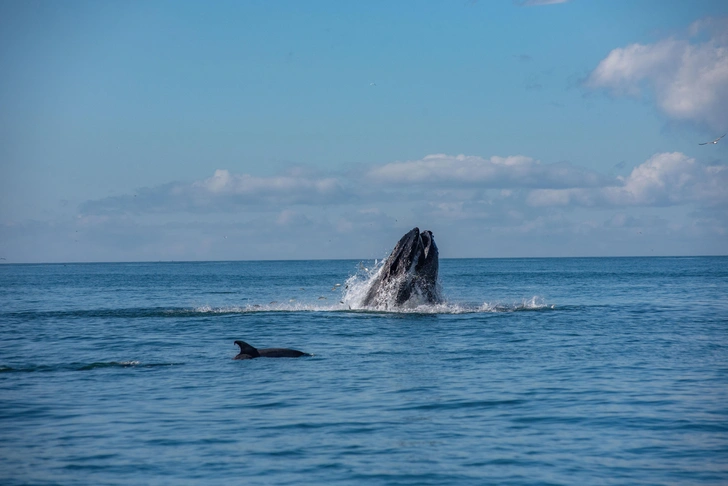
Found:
394,398 -> 527,411
4,308 -> 209,320
76,361 -> 181,371
3,300 -> 555,322
0,362 -> 181,373
76,361 -> 142,370
478,297 -> 555,313
192,303 -> 346,314
190,296 -> 554,315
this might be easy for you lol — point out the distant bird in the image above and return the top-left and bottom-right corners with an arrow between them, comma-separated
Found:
369,82 -> 377,87
699,134 -> 726,145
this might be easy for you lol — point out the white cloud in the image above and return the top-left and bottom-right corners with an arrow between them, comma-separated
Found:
8,150 -> 728,262
527,152 -> 728,207
613,152 -> 699,205
194,169 -> 342,199
587,19 -> 728,130
689,17 -> 728,45
80,169 -> 348,214
367,153 -> 604,189
80,152 -> 726,218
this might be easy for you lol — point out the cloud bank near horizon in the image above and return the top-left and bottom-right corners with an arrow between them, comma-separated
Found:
527,152 -> 728,208
79,152 -> 727,216
79,168 -> 350,215
4,150 -> 725,262
366,154 -> 606,189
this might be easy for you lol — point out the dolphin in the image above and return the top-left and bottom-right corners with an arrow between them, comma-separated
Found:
233,340 -> 310,360
361,227 -> 440,308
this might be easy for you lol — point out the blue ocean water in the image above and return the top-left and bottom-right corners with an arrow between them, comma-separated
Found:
1,257 -> 727,485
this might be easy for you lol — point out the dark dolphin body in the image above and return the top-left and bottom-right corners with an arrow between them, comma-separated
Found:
233,340 -> 310,360
361,227 -> 440,308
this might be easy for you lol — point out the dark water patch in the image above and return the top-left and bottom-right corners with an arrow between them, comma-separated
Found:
75,361 -> 183,371
249,448 -> 308,458
394,398 -> 527,412
255,422 -> 337,431
0,362 -> 183,373
349,471 -> 487,486
2,307 -> 204,320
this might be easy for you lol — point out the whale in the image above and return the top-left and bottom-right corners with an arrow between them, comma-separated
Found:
361,227 -> 440,308
233,340 -> 310,360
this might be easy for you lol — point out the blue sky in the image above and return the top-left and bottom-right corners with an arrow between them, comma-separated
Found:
1,0 -> 727,262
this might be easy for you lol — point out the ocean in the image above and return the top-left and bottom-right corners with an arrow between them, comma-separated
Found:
1,256 -> 727,485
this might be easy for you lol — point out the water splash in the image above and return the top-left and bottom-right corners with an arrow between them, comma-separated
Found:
477,296 -> 555,313
187,263 -> 554,315
340,259 -> 385,309
190,301 -> 553,315
338,259 -> 437,310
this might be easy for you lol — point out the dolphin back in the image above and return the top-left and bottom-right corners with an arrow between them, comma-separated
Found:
258,348 -> 310,358
234,340 -> 261,359
234,340 -> 310,359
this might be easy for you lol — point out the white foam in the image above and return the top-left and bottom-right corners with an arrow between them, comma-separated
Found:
190,298 -> 552,315
118,361 -> 141,366
190,262 -> 554,315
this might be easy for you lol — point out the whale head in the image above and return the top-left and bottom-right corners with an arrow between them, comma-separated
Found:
361,227 -> 440,308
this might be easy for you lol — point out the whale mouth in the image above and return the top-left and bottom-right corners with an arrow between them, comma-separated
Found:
356,227 -> 441,309
421,231 -> 432,257
416,230 -> 438,277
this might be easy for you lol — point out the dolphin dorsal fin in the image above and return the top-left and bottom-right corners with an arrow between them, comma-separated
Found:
234,340 -> 260,357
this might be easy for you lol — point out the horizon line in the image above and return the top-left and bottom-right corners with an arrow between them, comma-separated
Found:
1,254 -> 726,265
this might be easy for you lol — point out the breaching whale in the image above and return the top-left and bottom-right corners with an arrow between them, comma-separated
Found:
361,227 -> 440,308
233,340 -> 310,360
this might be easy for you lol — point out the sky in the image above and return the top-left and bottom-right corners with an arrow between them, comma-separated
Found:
1,0 -> 727,262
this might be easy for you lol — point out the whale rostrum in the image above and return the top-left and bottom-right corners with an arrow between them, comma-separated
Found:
361,227 -> 440,308
233,340 -> 310,360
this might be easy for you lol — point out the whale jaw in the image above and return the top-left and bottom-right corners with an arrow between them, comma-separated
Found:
361,227 -> 440,308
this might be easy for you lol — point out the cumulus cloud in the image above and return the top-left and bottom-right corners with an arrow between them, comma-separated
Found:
366,153 -> 605,189
193,169 -> 342,200
14,150 -> 728,262
80,151 -> 726,218
527,152 -> 728,207
689,17 -> 728,45
586,18 -> 728,129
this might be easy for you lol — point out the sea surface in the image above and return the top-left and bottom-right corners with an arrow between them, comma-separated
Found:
1,257 -> 727,485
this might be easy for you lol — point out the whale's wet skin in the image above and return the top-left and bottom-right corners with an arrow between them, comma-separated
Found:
358,227 -> 441,309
